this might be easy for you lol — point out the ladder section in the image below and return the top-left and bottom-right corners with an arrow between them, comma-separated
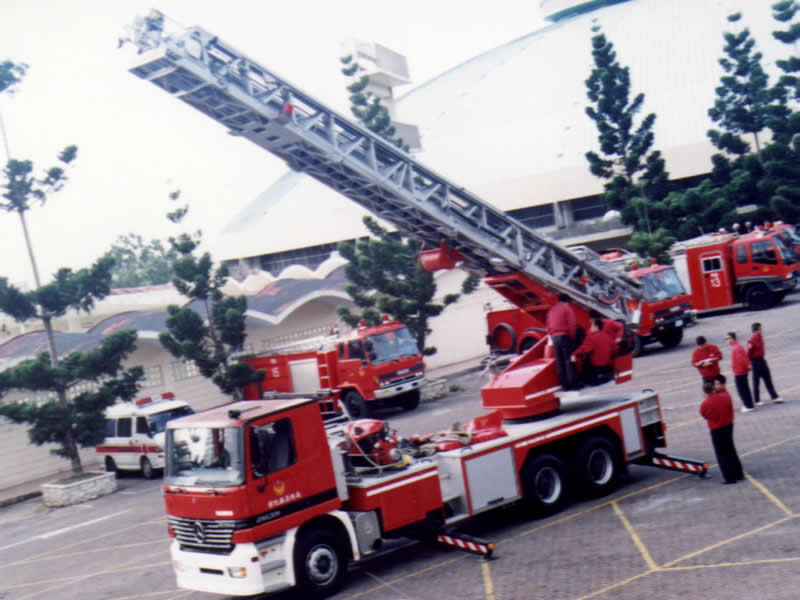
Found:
126,13 -> 642,321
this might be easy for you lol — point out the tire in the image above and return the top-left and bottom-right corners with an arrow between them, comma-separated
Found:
632,334 -> 643,357
105,456 -> 118,477
490,323 -> 516,354
294,529 -> 347,597
572,435 -> 621,497
344,391 -> 369,419
521,453 -> 569,516
745,283 -> 775,309
140,457 -> 155,480
657,328 -> 683,349
400,389 -> 420,411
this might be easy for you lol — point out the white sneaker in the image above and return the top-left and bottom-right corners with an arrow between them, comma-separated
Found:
773,396 -> 784,404
741,407 -> 755,413
753,401 -> 763,407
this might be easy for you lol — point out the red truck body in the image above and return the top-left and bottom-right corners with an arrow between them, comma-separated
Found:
241,320 -> 425,417
672,226 -> 800,311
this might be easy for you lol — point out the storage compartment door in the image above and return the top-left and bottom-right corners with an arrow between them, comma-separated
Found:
288,358 -> 320,393
465,447 -> 519,514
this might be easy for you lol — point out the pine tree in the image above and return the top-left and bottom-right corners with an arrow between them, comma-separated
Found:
708,13 -> 779,158
772,1 -> 800,102
765,1 -> 800,221
0,147 -> 143,474
337,217 -> 479,356
340,55 -> 408,151
158,230 -> 263,400
584,29 -> 670,256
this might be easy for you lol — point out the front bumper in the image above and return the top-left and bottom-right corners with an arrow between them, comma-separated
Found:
373,374 -> 424,400
171,537 -> 293,596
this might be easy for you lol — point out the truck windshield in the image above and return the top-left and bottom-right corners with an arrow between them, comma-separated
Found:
366,328 -> 420,365
773,234 -> 798,265
148,405 -> 195,434
639,268 -> 687,302
165,426 -> 244,487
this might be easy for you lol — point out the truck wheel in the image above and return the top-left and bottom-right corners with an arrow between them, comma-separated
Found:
573,435 -> 621,497
745,283 -> 774,309
105,456 -> 118,477
344,391 -> 369,419
657,328 -> 683,349
401,389 -> 420,411
294,529 -> 347,597
140,457 -> 155,480
521,454 -> 568,516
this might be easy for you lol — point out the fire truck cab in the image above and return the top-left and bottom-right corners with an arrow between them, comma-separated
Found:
96,393 -> 194,478
672,227 -> 800,311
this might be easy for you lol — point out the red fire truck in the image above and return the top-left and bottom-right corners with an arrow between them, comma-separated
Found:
671,226 -> 800,312
486,250 -> 692,356
126,14 -> 707,598
241,319 -> 425,417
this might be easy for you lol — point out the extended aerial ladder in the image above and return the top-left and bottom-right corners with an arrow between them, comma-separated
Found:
126,11 -> 644,419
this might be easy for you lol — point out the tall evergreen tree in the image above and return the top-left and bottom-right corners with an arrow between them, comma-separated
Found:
340,54 -> 408,151
337,217 -> 478,356
708,13 -> 779,158
158,230 -> 263,400
772,1 -> 800,102
765,1 -> 800,221
0,146 -> 143,474
584,28 -> 670,256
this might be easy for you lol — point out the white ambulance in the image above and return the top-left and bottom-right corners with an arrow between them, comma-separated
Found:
96,393 -> 194,478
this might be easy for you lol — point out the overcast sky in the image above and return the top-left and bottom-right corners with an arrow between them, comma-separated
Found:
0,0 -> 547,289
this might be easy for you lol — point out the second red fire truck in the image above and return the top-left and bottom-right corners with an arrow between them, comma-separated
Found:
241,318 -> 425,417
671,224 -> 800,312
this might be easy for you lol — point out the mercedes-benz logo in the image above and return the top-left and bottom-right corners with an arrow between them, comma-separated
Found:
193,522 -> 206,544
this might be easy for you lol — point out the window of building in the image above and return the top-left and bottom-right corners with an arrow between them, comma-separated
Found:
141,366 -> 164,388
170,360 -> 199,382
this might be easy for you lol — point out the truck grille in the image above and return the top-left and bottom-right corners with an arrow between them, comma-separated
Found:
169,516 -> 239,554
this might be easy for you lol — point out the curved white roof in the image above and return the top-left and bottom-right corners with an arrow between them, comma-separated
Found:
214,0 -> 789,261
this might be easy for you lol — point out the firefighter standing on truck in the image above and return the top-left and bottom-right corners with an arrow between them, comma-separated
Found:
692,336 -> 723,385
546,292 -> 577,390
571,318 -> 616,385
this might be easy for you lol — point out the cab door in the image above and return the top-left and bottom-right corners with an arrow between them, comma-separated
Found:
699,252 -> 732,309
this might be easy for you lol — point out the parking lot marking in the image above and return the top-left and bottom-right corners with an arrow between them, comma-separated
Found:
661,516 -> 793,568
342,556 -> 463,600
612,501 -> 657,571
665,555 -> 800,571
576,569 -> 654,599
745,473 -> 793,517
481,560 -> 495,600
0,510 -> 128,551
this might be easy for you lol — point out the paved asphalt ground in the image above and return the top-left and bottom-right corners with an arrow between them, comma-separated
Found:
2,296 -> 800,599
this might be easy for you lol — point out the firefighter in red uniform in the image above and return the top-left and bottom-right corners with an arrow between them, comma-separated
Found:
691,336 -> 723,384
700,376 -> 744,484
747,322 -> 783,406
546,293 -> 577,390
726,332 -> 754,413
571,318 -> 616,385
